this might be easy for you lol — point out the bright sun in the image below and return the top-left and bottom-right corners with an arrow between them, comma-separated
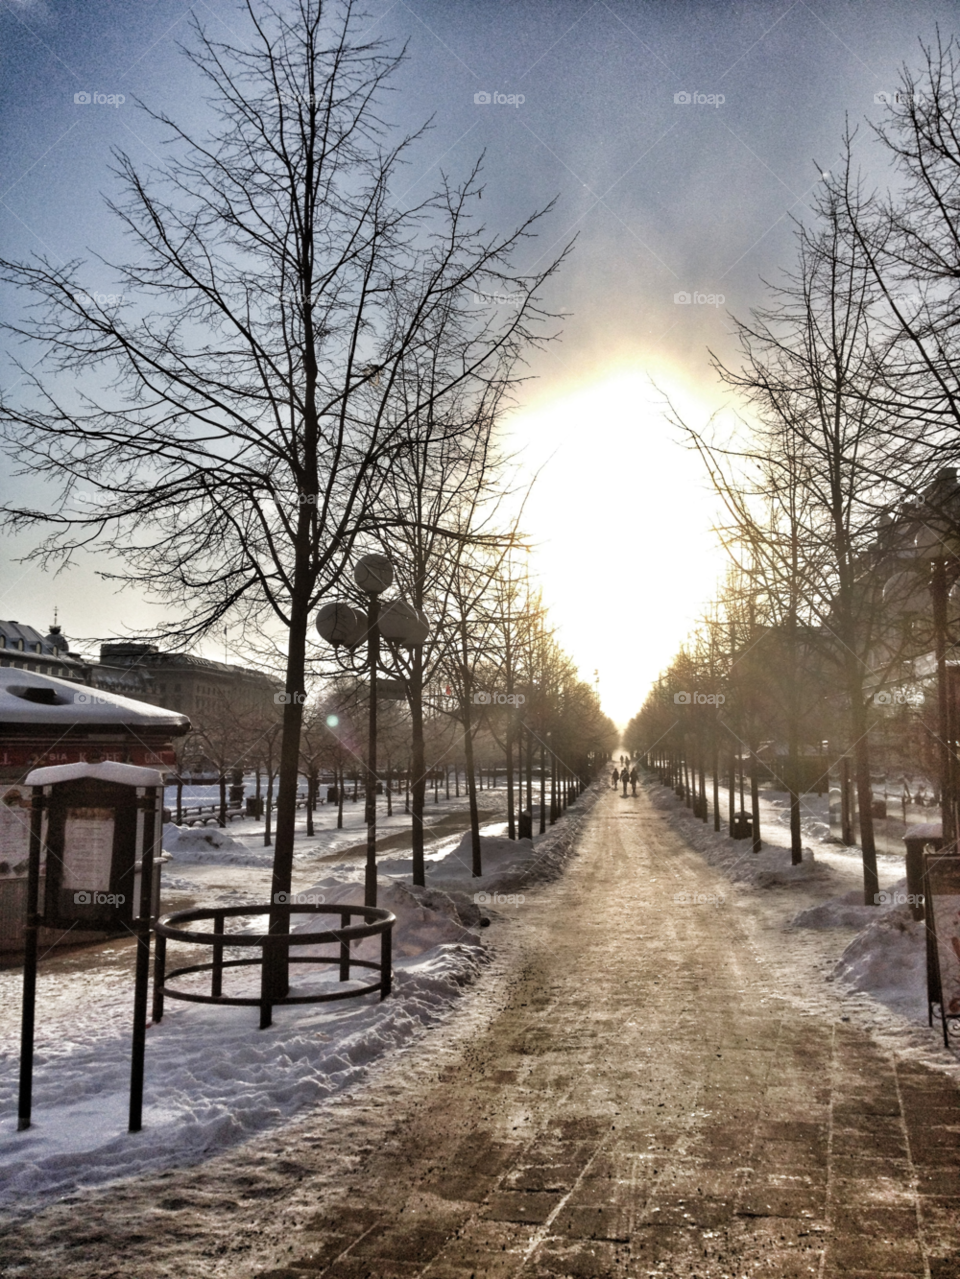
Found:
506,369 -> 728,729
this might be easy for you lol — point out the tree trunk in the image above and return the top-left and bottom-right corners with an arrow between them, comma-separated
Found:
840,754 -> 854,845
849,692 -> 879,904
265,770 -> 275,846
788,738 -> 802,866
728,752 -> 736,833
462,709 -> 482,876
506,722 -> 516,839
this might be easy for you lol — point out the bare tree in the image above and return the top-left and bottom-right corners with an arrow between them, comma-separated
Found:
0,0 -> 567,934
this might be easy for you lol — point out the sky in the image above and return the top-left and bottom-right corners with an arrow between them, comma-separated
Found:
0,0 -> 956,727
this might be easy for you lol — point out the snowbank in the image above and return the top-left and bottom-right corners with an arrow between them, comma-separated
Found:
161,822 -> 258,862
647,783 -> 833,889
832,908 -> 927,1018
791,889 -> 884,930
290,876 -> 478,959
648,780 -> 940,1036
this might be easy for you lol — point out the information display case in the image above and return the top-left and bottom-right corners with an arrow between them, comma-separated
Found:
17,761 -> 165,1133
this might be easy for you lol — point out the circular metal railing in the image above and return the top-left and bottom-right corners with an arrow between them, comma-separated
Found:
152,902 -> 395,1029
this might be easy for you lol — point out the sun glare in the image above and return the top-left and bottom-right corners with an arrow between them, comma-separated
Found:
508,370 -> 727,727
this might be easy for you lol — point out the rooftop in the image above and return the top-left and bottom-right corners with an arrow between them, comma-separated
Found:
0,668 -> 190,731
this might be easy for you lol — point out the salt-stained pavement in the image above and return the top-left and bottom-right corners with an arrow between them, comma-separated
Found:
3,781 -> 960,1277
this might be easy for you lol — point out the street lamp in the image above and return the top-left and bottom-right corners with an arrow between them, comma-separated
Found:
914,515 -> 960,855
317,556 -> 429,906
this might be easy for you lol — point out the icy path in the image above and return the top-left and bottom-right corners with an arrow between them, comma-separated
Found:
3,781 -> 959,1277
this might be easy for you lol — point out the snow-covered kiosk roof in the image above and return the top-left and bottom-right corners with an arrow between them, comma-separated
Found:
0,669 -> 189,780
25,761 -> 166,788
0,668 -> 188,729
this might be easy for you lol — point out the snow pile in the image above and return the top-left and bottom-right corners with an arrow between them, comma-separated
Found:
290,876 -> 479,959
831,907 -> 927,1018
647,782 -> 833,889
791,879 -> 913,930
161,822 -> 257,861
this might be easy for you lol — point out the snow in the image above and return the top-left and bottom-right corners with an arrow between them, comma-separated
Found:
25,762 -> 166,788
646,779 -> 951,1051
162,822 -> 248,858
0,667 -> 187,728
0,782 -> 597,1215
0,940 -> 484,1209
831,907 -> 928,1019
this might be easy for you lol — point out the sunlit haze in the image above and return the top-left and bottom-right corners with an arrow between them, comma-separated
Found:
508,370 -> 725,727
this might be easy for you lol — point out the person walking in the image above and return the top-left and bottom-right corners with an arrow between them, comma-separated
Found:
611,766 -> 619,789
629,766 -> 638,796
620,766 -> 629,796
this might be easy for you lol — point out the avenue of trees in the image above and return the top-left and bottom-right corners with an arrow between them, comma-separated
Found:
627,34 -> 960,904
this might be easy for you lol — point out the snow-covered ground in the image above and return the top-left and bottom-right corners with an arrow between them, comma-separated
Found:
0,784 -> 593,1215
4,771 -> 955,1227
648,776 -> 959,1072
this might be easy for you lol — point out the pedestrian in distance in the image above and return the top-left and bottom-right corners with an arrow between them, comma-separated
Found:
611,767 -> 619,789
629,766 -> 638,796
620,767 -> 629,796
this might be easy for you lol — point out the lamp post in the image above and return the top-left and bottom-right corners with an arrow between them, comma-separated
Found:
317,557 -> 429,906
354,554 -> 392,906
914,524 -> 960,854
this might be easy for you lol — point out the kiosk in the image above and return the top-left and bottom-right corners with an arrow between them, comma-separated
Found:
17,761 -> 164,1133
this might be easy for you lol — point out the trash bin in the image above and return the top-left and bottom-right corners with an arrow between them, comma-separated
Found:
327,786 -> 339,804
692,796 -> 707,819
245,796 -> 264,818
731,811 -> 753,840
518,810 -> 533,840
674,784 -> 685,799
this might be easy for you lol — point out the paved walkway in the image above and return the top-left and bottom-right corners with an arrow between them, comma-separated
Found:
256,783 -> 960,1279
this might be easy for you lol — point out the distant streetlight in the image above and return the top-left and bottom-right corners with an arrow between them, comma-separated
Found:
316,555 -> 429,906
